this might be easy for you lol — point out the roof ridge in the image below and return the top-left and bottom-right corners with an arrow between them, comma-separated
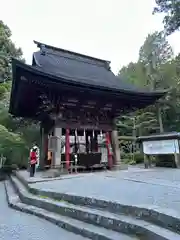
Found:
38,50 -> 107,68
34,40 -> 110,64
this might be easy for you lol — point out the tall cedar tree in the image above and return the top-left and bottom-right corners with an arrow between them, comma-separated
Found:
153,0 -> 180,35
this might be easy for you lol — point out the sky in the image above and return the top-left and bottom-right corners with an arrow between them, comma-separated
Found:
1,0 -> 180,74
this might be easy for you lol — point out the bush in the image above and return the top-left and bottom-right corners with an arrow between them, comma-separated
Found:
123,158 -> 136,165
134,152 -> 144,164
1,163 -> 18,174
122,152 -> 144,165
12,157 -> 28,169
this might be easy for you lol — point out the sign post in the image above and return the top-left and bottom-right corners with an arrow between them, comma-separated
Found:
141,135 -> 180,168
142,139 -> 179,155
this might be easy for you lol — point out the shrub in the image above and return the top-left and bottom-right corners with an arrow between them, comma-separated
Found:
121,152 -> 144,165
1,163 -> 18,174
123,158 -> 136,165
134,152 -> 144,164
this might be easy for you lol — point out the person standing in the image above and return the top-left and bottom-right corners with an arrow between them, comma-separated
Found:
34,143 -> 40,170
29,148 -> 37,177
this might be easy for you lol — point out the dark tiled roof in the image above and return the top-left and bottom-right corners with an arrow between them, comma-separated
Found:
34,40 -> 110,67
137,132 -> 180,141
32,41 -> 165,95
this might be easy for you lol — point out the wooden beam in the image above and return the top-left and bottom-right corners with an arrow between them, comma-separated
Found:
118,136 -> 137,141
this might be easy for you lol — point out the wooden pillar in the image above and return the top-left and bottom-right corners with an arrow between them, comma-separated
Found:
44,134 -> 49,167
111,129 -> 123,170
105,132 -> 113,169
38,125 -> 49,170
90,131 -> 93,152
91,130 -> 98,152
144,154 -> 149,168
39,126 -> 44,170
85,130 -> 89,153
94,131 -> 98,152
65,128 -> 70,170
174,153 -> 180,168
53,127 -> 62,167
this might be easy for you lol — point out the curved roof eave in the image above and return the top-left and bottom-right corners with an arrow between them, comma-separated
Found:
12,58 -> 166,99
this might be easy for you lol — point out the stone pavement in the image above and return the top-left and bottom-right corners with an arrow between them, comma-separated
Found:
0,182 -> 88,240
18,170 -> 88,183
28,167 -> 180,214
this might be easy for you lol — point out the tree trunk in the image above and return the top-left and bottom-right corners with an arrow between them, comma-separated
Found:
158,106 -> 164,133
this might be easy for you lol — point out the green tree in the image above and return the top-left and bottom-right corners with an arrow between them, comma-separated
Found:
117,110 -> 158,138
160,54 -> 180,132
138,31 -> 174,132
116,110 -> 158,163
139,31 -> 173,90
0,89 -> 40,167
153,0 -> 180,35
0,123 -> 25,165
0,20 -> 23,82
117,31 -> 179,137
0,21 -> 40,169
118,62 -> 148,88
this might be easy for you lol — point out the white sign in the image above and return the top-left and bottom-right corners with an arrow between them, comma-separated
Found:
143,139 -> 179,155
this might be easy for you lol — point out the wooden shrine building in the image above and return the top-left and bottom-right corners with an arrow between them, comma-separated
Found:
9,41 -> 165,171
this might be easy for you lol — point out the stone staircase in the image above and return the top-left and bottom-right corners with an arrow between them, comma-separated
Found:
4,173 -> 180,240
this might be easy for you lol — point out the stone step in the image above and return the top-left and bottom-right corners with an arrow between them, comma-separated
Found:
10,175 -> 180,240
5,180 -> 137,240
14,170 -> 180,234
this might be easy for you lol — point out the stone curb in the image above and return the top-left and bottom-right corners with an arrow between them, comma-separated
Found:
4,180 -> 137,240
15,171 -> 180,234
10,175 -> 180,240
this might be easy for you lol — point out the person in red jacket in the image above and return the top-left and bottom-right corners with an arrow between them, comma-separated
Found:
30,148 -> 37,177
